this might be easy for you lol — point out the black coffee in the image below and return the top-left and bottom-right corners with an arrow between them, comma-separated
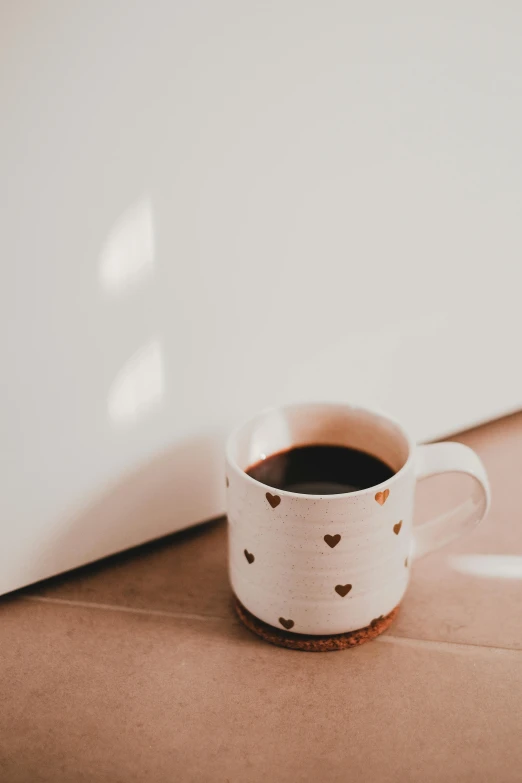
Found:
246,444 -> 394,495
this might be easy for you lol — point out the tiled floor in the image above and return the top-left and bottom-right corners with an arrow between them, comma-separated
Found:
2,413 -> 522,782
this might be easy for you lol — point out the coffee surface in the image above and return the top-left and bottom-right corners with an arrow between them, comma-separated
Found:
246,444 -> 394,495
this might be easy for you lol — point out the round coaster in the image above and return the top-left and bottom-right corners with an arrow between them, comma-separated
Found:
234,596 -> 399,652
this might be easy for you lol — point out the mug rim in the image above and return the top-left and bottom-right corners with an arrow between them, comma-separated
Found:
226,400 -> 415,500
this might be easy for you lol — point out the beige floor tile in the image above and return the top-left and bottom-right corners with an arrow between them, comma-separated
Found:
27,516 -> 231,619
1,599 -> 521,783
24,412 -> 522,649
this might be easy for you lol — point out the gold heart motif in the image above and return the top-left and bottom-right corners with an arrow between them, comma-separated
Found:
335,584 -> 352,598
266,492 -> 281,509
244,549 -> 254,564
393,521 -> 403,535
279,617 -> 294,630
375,488 -> 390,505
324,534 -> 341,548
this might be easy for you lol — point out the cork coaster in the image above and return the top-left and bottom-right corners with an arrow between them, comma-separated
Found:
234,596 -> 399,652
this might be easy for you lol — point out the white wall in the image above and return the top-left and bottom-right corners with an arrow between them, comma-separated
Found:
2,1 -> 521,594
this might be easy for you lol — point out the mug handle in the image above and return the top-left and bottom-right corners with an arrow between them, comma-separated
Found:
413,442 -> 491,560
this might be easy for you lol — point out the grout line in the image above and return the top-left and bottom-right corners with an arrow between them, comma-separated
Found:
377,633 -> 522,656
23,595 -> 522,656
23,595 -> 229,623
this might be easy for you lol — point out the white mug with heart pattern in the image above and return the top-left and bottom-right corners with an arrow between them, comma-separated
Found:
226,402 -> 490,643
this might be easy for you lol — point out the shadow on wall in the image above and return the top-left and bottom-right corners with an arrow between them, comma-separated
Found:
35,432 -> 226,586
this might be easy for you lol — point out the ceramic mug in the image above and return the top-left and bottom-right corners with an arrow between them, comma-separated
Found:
226,402 -> 490,645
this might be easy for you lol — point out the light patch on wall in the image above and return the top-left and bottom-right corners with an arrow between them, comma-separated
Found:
107,340 -> 164,426
99,196 -> 155,294
449,554 -> 522,580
